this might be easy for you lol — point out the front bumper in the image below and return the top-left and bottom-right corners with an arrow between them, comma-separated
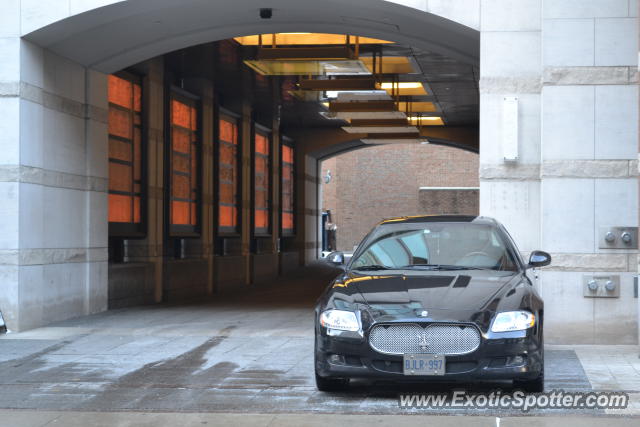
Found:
315,326 -> 543,382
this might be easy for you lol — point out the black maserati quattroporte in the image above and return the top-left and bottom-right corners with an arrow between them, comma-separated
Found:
315,215 -> 550,392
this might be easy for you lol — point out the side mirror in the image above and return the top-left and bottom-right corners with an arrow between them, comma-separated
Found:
528,250 -> 551,268
327,251 -> 345,266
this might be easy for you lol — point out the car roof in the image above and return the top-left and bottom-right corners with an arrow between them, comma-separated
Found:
378,215 -> 499,226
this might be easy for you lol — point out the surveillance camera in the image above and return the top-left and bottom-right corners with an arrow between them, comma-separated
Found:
260,8 -> 272,19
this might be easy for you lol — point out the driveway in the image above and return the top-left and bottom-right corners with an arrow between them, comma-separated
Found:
0,262 -> 639,420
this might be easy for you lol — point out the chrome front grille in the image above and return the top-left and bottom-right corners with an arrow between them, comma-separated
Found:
369,323 -> 481,355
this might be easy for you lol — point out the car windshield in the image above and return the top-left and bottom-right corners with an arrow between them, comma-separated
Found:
350,222 -> 518,271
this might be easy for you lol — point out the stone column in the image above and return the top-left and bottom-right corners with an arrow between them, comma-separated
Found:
637,0 -> 640,346
0,35 -> 109,330
478,0 -> 542,253
148,58 -> 166,302
241,70 -> 253,284
122,57 -> 165,304
537,0 -> 638,344
271,83 -> 281,260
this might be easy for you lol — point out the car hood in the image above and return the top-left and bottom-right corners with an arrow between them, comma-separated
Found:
331,270 -> 523,327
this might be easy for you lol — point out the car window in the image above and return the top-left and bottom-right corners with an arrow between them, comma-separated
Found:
350,223 -> 518,271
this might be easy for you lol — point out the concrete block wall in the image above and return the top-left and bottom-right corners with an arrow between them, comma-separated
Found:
479,0 -> 639,344
108,262 -> 154,309
418,189 -> 479,216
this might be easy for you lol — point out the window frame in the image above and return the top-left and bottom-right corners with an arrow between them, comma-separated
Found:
252,123 -> 273,237
108,70 -> 148,239
280,136 -> 296,237
215,107 -> 242,237
166,86 -> 202,238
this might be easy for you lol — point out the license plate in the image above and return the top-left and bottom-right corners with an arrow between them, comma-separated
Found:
403,354 -> 445,376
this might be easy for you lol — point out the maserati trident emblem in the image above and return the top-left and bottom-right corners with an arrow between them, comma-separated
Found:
417,331 -> 430,351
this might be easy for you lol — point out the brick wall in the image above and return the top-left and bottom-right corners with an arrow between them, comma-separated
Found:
321,143 -> 479,251
418,189 -> 479,215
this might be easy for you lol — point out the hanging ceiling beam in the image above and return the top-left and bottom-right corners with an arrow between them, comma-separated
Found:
342,126 -> 419,134
256,46 -> 356,60
350,118 -> 409,126
298,78 -> 377,91
364,132 -> 425,139
329,100 -> 397,112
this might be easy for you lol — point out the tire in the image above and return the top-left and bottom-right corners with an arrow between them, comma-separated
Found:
514,322 -> 544,393
315,372 -> 349,392
514,373 -> 544,393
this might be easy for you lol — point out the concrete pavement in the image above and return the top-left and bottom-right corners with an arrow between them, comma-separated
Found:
0,262 -> 639,421
1,411 -> 640,427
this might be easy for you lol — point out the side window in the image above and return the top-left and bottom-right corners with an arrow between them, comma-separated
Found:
108,73 -> 145,237
281,140 -> 295,235
218,113 -> 240,233
168,90 -> 200,235
254,128 -> 271,235
399,231 -> 430,264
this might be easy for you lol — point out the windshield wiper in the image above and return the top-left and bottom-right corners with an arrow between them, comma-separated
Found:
399,264 -> 495,271
352,264 -> 392,271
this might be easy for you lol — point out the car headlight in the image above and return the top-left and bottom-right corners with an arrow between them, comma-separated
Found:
491,310 -> 535,332
319,309 -> 359,331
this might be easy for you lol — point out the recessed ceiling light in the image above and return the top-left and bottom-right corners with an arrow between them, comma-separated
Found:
379,82 -> 423,89
407,116 -> 441,121
325,90 -> 386,98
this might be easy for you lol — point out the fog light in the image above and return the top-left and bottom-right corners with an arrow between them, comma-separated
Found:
328,354 -> 345,365
507,355 -> 526,366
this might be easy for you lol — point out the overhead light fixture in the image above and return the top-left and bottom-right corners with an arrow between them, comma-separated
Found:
350,118 -> 409,126
341,126 -> 419,134
408,116 -> 441,121
244,59 -> 370,76
398,102 -> 437,113
379,82 -> 422,89
325,90 -> 386,99
245,33 -> 369,76
234,33 -> 394,46
361,57 -> 415,74
378,82 -> 427,96
299,77 -> 377,91
326,111 -> 407,120
408,116 -> 444,126
329,100 -> 397,112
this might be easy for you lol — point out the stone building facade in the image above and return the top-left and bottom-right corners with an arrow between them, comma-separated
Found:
0,0 -> 638,345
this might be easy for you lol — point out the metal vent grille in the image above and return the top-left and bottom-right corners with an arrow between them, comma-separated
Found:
369,323 -> 481,355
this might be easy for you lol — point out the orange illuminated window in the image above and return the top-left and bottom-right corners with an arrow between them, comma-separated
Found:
218,113 -> 240,232
108,73 -> 144,236
254,128 -> 271,235
169,90 -> 199,235
281,141 -> 295,235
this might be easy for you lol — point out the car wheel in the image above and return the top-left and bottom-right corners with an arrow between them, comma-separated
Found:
514,327 -> 544,393
315,372 -> 349,392
514,373 -> 544,393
